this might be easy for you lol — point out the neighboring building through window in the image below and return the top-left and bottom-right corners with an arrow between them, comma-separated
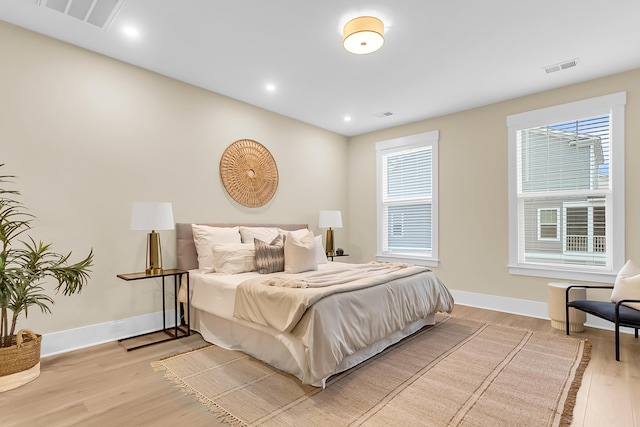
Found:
563,203 -> 606,254
538,208 -> 559,240
376,130 -> 439,266
507,92 -> 626,282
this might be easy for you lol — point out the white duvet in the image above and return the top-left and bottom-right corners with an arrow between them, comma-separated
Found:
181,262 -> 454,386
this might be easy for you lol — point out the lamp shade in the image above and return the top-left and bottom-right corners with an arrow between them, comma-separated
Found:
318,210 -> 342,229
343,16 -> 385,55
130,202 -> 174,231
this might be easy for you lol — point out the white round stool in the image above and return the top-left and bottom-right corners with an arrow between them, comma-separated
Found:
547,282 -> 587,332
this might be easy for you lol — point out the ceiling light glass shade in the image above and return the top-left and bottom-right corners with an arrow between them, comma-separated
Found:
343,16 -> 384,55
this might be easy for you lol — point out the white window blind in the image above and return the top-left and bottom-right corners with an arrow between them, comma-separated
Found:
518,116 -> 609,266
507,92 -> 626,282
376,131 -> 438,266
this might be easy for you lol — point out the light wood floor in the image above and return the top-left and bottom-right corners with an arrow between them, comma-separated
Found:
2,305 -> 638,426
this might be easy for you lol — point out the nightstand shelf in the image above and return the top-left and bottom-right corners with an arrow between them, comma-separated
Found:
327,253 -> 349,261
116,269 -> 190,351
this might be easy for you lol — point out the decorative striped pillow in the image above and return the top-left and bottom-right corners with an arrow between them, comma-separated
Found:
254,235 -> 285,274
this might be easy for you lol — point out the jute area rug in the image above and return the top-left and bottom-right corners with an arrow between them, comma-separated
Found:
152,315 -> 590,427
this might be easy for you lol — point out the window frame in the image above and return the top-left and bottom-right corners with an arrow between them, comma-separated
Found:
375,130 -> 439,267
537,208 -> 560,242
507,92 -> 626,283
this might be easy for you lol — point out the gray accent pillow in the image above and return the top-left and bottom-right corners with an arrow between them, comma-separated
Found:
254,235 -> 285,274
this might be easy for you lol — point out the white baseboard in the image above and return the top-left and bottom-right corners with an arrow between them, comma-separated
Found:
41,310 -> 177,358
40,290 -> 636,357
450,289 -> 636,335
450,289 -> 549,319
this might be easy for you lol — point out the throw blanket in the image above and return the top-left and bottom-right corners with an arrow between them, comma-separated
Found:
234,263 -> 432,333
262,262 -> 418,288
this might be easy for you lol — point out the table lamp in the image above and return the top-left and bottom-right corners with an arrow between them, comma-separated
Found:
130,201 -> 174,275
318,210 -> 342,256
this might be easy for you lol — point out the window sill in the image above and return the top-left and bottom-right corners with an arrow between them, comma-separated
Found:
376,254 -> 439,268
508,264 -> 616,284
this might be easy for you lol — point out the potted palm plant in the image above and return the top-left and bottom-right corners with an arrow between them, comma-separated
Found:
0,164 -> 93,391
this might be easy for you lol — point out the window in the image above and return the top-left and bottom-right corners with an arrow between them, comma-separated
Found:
376,130 -> 438,266
507,92 -> 626,282
538,208 -> 559,240
563,203 -> 606,254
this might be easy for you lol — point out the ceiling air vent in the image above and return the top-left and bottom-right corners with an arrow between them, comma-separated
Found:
544,65 -> 561,74
544,58 -> 579,74
38,0 -> 126,30
375,111 -> 394,118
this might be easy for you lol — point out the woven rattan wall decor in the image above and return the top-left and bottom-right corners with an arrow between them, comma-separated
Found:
219,139 -> 279,208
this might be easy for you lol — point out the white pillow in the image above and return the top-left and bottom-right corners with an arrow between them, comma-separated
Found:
284,231 -> 318,274
315,235 -> 328,264
280,227 -> 309,240
212,243 -> 256,274
191,224 -> 241,272
240,226 -> 279,244
611,260 -> 640,310
281,228 -> 327,263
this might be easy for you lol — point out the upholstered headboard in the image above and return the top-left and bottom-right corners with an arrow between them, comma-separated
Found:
176,223 -> 309,271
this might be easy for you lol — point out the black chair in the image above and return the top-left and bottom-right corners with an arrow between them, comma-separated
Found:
565,284 -> 640,361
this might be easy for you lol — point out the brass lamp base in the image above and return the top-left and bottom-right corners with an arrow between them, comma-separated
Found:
145,230 -> 164,275
325,228 -> 335,256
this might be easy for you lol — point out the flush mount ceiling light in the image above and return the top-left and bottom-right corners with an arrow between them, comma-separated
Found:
343,16 -> 384,55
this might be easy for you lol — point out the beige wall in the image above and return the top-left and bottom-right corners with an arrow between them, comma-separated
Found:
348,68 -> 640,303
0,21 -> 349,334
3,18 -> 639,338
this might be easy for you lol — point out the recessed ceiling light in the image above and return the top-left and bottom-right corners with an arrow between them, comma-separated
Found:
123,26 -> 139,37
344,116 -> 352,122
266,84 -> 276,92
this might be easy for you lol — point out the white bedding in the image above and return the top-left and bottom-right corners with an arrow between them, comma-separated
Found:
188,262 -> 351,319
180,261 -> 454,387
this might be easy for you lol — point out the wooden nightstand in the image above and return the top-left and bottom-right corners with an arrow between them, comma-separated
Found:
116,269 -> 190,351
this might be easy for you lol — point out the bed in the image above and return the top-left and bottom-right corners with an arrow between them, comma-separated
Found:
177,222 -> 454,387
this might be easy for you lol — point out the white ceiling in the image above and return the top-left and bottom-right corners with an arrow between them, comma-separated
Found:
2,0 -> 639,137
